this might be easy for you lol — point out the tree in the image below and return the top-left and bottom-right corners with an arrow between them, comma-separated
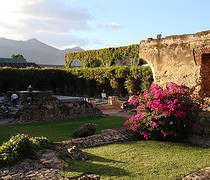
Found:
11,54 -> 24,59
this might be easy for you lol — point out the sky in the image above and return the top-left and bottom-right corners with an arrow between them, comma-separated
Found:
0,0 -> 210,50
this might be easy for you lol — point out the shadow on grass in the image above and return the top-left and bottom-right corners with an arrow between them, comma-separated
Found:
60,151 -> 130,178
85,152 -> 125,163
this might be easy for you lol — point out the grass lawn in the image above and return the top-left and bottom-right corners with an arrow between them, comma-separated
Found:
60,140 -> 210,179
0,116 -> 126,144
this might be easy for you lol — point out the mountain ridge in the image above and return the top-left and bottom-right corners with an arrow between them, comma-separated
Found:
0,38 -> 83,65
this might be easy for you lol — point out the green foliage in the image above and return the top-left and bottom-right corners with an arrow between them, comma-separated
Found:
0,134 -> 52,167
30,136 -> 53,150
0,134 -> 32,166
65,44 -> 141,67
0,66 -> 153,97
11,54 -> 24,59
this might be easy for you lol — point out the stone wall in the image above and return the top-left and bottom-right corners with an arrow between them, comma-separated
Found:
54,129 -> 139,150
139,30 -> 210,97
2,97 -> 102,123
140,30 -> 210,137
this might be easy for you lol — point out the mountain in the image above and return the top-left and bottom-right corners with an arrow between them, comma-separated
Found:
0,38 -> 83,65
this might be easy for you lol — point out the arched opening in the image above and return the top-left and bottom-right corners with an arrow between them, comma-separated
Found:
141,59 -> 155,82
200,53 -> 210,96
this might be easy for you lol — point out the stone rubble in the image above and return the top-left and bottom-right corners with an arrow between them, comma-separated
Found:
67,146 -> 88,161
54,129 -> 140,150
184,167 -> 210,180
0,97 -> 102,124
72,123 -> 96,138
78,174 -> 100,180
0,158 -> 68,180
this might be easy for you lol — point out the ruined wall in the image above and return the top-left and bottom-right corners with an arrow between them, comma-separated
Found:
139,30 -> 210,137
139,30 -> 210,97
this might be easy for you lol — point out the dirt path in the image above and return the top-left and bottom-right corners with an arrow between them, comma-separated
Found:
101,108 -> 131,119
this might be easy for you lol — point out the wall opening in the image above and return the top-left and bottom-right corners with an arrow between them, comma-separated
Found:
201,54 -> 210,96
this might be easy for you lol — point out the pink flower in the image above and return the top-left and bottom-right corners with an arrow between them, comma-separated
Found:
135,113 -> 142,120
129,96 -> 139,106
139,104 -> 146,110
152,122 -> 158,128
161,131 -> 169,137
154,116 -> 159,120
21,134 -> 29,137
141,131 -> 149,139
124,120 -> 130,126
174,110 -> 186,118
146,101 -> 152,108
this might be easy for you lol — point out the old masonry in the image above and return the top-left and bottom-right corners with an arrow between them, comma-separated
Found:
140,30 -> 210,142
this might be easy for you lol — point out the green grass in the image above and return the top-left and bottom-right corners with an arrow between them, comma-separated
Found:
60,141 -> 210,180
0,116 -> 126,144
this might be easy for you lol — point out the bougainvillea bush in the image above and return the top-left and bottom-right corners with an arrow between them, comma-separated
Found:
124,82 -> 193,141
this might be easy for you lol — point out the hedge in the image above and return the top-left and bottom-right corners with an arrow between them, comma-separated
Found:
0,66 -> 153,98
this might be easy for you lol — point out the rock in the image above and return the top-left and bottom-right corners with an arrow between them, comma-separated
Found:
36,149 -> 69,169
67,146 -> 88,160
101,129 -> 118,133
73,123 -> 96,138
78,173 -> 100,180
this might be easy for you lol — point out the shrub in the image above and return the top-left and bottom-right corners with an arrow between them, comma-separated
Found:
124,82 -> 193,141
0,134 -> 52,167
30,136 -> 53,150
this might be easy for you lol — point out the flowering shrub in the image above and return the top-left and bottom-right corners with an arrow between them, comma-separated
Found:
124,82 -> 192,141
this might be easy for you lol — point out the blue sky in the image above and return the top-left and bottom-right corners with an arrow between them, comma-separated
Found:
0,0 -> 210,50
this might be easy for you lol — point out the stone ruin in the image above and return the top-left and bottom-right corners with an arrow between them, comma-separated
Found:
139,30 -> 210,143
0,90 -> 102,124
72,123 -> 96,138
139,30 -> 210,97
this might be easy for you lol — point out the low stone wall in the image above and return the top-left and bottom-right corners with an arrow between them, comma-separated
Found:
16,97 -> 102,123
0,96 -> 102,123
185,97 -> 210,147
189,97 -> 210,135
54,129 -> 140,150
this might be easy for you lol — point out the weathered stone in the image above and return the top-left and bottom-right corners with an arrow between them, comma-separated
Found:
78,173 -> 100,180
67,146 -> 88,160
36,149 -> 69,169
101,129 -> 118,133
54,129 -> 140,150
73,123 -> 96,138
0,97 -> 102,124
139,30 -> 210,97
184,167 -> 210,180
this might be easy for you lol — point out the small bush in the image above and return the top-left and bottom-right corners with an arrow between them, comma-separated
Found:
0,134 -> 52,167
124,82 -> 194,141
30,136 -> 53,150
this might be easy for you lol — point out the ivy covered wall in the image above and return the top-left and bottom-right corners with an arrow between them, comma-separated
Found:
65,44 -> 144,68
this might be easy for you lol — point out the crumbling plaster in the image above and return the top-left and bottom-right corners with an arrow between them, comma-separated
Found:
139,30 -> 210,96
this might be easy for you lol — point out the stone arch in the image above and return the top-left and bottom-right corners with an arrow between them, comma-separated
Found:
140,58 -> 156,81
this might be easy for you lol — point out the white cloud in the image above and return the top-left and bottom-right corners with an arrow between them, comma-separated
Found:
0,0 -> 93,48
91,39 -> 120,49
107,22 -> 121,31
